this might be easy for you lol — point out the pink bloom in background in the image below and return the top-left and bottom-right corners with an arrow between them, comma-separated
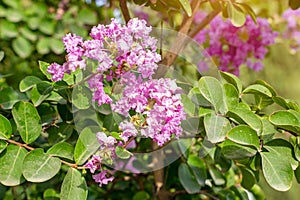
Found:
282,8 -> 300,51
195,14 -> 277,75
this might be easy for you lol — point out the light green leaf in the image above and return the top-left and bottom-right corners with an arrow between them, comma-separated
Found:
204,113 -> 231,143
269,110 -> 300,135
47,142 -> 74,161
227,125 -> 260,149
223,83 -> 239,111
220,71 -> 243,94
38,61 -> 52,80
228,2 -> 246,27
261,151 -> 293,191
178,0 -> 192,17
22,148 -> 61,182
0,51 -> 4,62
74,127 -> 100,165
178,163 -> 201,193
0,140 -> 8,154
12,37 -> 33,59
243,84 -> 272,97
0,145 -> 27,186
49,38 -> 65,54
115,146 -> 132,159
30,86 -> 50,107
61,168 -> 88,200
37,37 -> 51,54
0,114 -> 12,140
77,8 -> 97,25
0,21 -> 18,38
12,101 -> 42,144
72,85 -> 92,110
181,94 -> 195,116
19,76 -> 42,92
133,191 -> 150,200
199,76 -> 225,113
227,102 -> 262,133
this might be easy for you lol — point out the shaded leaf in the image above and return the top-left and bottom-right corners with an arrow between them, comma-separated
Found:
19,76 -> 42,92
222,140 -> 257,160
178,163 -> 201,193
47,142 -> 74,161
0,114 -> 12,140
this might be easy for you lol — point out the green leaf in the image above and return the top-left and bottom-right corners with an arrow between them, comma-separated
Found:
0,114 -> 12,140
37,103 -> 57,126
181,117 -> 203,135
228,2 -> 246,27
199,76 -> 225,113
19,76 -> 42,92
0,145 -> 27,186
72,85 -> 92,110
133,191 -> 150,200
47,142 -> 74,161
49,38 -> 65,54
227,102 -> 262,133
74,127 -> 100,165
289,0 -> 300,9
220,71 -> 243,94
22,149 -> 61,182
204,113 -> 231,143
61,168 -> 88,200
0,21 -> 18,38
222,140 -> 257,160
261,116 -> 276,141
0,87 -> 28,109
223,83 -> 239,111
181,94 -> 195,116
255,80 -> 277,96
48,123 -> 74,144
227,125 -> 260,149
269,110 -> 300,135
38,61 -> 52,80
188,87 -> 212,107
77,8 -> 97,25
0,140 -> 8,154
43,188 -> 60,200
38,20 -> 56,35
37,81 -> 53,95
12,37 -> 33,59
264,139 -> 298,170
0,51 -> 4,62
178,0 -> 192,17
30,86 -> 50,107
37,37 -> 51,54
208,166 -> 225,185
115,146 -> 132,159
20,26 -> 37,41
5,9 -> 23,22
261,151 -> 293,191
243,84 -> 272,97
12,101 -> 42,144
240,166 -> 256,189
178,163 -> 201,193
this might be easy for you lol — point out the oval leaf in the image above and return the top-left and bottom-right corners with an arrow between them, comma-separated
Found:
72,85 -> 92,110
227,125 -> 260,149
61,168 -> 88,200
47,142 -> 74,161
204,113 -> 231,143
243,84 -> 272,97
115,146 -> 132,159
0,114 -> 12,140
222,140 -> 257,160
0,145 -> 27,186
178,163 -> 201,194
22,149 -> 61,182
269,110 -> 300,135
74,127 -> 100,165
19,76 -> 42,92
12,101 -> 42,144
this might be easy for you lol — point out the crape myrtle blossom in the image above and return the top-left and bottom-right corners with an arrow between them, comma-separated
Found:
282,8 -> 300,51
194,14 -> 277,75
112,78 -> 186,146
47,18 -> 186,187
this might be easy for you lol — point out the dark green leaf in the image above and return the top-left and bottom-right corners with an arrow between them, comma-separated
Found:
133,191 -> 150,200
0,87 -> 28,109
47,123 -> 74,144
47,142 -> 74,161
0,145 -> 27,186
208,166 -> 225,185
30,86 -> 50,107
222,140 -> 257,160
240,166 -> 256,189
178,163 -> 201,193
61,168 -> 88,200
43,188 -> 60,200
22,149 -> 61,182
0,114 -> 12,140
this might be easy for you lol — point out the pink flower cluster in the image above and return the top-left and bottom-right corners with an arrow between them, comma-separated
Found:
194,15 -> 277,75
282,8 -> 300,51
85,132 -> 116,186
48,18 -> 160,82
112,78 -> 186,146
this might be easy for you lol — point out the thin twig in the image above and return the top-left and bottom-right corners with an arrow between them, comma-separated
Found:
119,0 -> 131,23
5,139 -> 81,169
122,137 -> 135,148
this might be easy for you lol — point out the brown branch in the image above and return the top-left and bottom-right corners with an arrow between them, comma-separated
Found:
119,0 -> 131,23
122,137 -> 135,148
5,139 -> 81,169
